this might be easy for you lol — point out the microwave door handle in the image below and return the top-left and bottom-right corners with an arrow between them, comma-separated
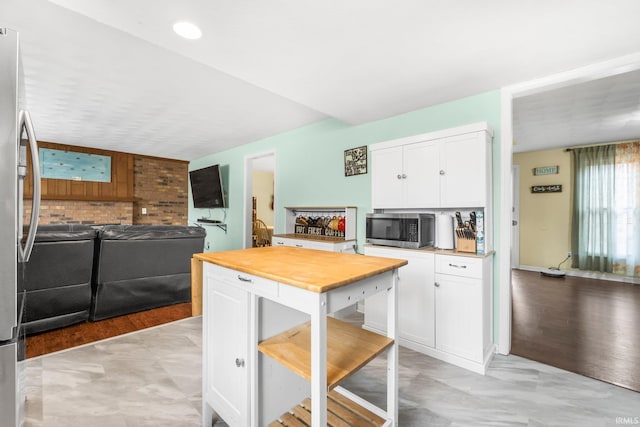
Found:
17,110 -> 41,263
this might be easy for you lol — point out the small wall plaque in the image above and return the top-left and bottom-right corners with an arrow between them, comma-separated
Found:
531,185 -> 562,193
344,145 -> 367,176
533,165 -> 559,175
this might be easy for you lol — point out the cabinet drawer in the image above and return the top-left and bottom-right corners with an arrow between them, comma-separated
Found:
206,264 -> 279,298
435,255 -> 482,279
271,236 -> 287,247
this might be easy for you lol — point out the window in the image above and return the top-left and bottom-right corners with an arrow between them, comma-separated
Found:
571,142 -> 639,278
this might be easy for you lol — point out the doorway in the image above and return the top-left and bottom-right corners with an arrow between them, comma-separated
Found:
243,151 -> 275,249
498,53 -> 640,355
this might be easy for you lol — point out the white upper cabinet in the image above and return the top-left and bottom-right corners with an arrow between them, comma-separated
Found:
370,146 -> 405,208
370,123 -> 493,209
439,132 -> 490,208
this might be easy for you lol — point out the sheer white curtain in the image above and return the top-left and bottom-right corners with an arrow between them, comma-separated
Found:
571,145 -> 616,273
612,142 -> 640,277
571,142 -> 640,278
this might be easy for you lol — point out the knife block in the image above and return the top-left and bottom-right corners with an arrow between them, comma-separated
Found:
456,234 -> 477,253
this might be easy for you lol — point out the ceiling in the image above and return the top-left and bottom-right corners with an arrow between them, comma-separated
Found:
2,0 -> 640,160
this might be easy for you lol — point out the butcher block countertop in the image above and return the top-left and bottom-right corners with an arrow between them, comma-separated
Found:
194,246 -> 407,293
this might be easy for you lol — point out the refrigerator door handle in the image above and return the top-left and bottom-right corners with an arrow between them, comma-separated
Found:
17,110 -> 40,263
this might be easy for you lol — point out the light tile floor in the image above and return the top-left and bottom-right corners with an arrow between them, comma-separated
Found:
24,316 -> 639,426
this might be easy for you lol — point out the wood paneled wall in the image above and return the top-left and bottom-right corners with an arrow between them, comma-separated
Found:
25,141 -> 134,201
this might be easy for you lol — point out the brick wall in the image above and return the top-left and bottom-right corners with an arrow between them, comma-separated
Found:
25,146 -> 188,226
132,155 -> 189,225
28,201 -> 134,225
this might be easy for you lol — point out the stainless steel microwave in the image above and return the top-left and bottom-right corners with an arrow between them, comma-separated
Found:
366,213 -> 435,249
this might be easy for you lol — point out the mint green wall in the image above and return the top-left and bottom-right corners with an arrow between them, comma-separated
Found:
190,89 -> 503,340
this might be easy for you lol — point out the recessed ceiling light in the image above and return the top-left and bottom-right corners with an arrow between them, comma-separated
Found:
173,21 -> 202,40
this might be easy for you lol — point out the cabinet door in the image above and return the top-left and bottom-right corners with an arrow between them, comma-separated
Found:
371,146 -> 404,208
434,273 -> 482,362
439,133 -> 487,208
364,247 -> 435,348
205,278 -> 250,427
404,141 -> 440,208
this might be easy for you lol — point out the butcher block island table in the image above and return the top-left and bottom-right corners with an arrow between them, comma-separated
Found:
194,246 -> 407,427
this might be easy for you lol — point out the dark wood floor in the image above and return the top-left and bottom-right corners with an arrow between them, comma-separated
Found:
511,269 -> 640,392
25,303 -> 193,358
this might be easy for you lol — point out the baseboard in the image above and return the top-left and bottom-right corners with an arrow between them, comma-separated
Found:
517,265 -> 640,285
362,324 -> 492,375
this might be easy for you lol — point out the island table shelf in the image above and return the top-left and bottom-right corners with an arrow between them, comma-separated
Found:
258,316 -> 394,390
196,246 -> 406,427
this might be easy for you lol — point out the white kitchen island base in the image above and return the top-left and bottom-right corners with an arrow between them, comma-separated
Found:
197,247 -> 406,427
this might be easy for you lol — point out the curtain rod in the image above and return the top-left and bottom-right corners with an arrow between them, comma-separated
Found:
564,139 -> 639,152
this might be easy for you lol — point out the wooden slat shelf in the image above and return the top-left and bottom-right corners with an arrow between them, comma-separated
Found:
258,317 -> 393,390
268,390 -> 386,427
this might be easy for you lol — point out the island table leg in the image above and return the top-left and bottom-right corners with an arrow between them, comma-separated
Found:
310,293 -> 328,426
387,269 -> 399,425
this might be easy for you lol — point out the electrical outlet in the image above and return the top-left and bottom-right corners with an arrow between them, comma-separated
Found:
567,251 -> 572,258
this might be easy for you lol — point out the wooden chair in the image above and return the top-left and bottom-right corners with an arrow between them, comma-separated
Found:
253,219 -> 271,247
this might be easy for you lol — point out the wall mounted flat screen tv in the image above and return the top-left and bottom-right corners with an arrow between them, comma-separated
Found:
189,164 -> 226,208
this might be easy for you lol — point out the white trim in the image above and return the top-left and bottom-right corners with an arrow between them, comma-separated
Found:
498,89 -> 514,355
369,121 -> 492,151
517,265 -> 640,285
243,150 -> 276,249
498,52 -> 640,356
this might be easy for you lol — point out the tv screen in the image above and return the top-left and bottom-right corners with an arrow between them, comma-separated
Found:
189,165 -> 226,208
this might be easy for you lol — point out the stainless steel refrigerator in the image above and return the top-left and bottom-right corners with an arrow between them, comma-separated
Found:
0,27 -> 41,427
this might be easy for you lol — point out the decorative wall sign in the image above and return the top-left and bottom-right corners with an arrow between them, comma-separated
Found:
533,165 -> 559,175
39,148 -> 111,182
344,145 -> 367,176
531,185 -> 562,193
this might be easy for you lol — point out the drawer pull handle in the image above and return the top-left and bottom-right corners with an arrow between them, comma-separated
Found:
235,358 -> 245,368
237,275 -> 253,283
295,244 -> 303,247
448,263 -> 467,269
434,282 -> 440,287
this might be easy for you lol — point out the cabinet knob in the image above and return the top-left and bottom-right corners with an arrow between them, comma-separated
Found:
235,358 -> 245,367
439,170 -> 445,175
434,282 -> 440,287
397,174 -> 402,179
401,174 -> 407,179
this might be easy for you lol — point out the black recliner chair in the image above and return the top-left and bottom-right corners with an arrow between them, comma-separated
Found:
90,225 -> 206,321
19,224 -> 97,335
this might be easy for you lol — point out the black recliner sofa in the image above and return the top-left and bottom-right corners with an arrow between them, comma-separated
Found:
90,225 -> 206,321
18,224 -> 97,335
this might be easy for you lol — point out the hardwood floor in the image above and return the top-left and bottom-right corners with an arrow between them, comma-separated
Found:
511,269 -> 640,392
25,303 -> 193,358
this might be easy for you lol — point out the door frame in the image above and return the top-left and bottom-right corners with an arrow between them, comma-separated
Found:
498,52 -> 640,355
243,150 -> 276,249
511,165 -> 520,268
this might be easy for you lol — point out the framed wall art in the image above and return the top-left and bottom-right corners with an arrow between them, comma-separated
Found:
344,145 -> 367,176
39,148 -> 112,182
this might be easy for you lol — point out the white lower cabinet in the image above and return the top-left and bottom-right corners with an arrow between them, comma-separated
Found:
364,247 -> 494,374
435,269 -> 483,362
364,246 -> 434,349
203,272 -> 250,427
